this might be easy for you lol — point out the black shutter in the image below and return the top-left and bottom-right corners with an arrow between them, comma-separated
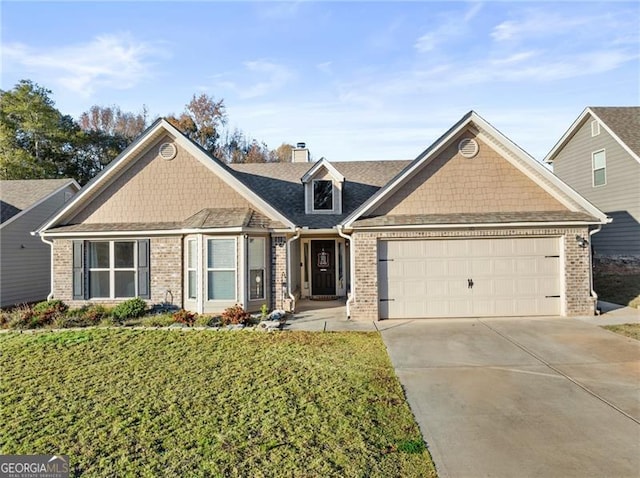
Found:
137,239 -> 150,299
72,240 -> 85,299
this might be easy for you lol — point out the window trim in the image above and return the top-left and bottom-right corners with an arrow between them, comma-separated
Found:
88,240 -> 137,299
186,238 -> 198,301
206,237 -> 237,302
592,149 -> 606,187
248,237 -> 266,301
312,179 -> 334,212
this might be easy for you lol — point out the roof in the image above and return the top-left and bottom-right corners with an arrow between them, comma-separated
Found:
353,211 -> 601,228
45,207 -> 282,235
343,110 -> 609,228
0,179 -> 78,224
229,160 -> 411,229
545,106 -> 640,164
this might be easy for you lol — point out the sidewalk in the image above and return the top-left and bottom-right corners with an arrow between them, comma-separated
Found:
575,301 -> 640,326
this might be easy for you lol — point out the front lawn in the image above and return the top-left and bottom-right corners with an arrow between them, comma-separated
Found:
0,330 -> 436,477
603,323 -> 640,340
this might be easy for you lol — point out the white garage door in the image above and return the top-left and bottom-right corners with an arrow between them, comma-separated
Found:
378,237 -> 561,319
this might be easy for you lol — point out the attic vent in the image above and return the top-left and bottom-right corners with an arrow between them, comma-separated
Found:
159,142 -> 177,160
458,138 -> 479,158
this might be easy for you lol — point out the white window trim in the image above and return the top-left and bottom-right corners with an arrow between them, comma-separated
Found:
591,119 -> 600,137
592,149 -> 606,187
248,237 -> 266,301
88,241 -> 137,299
311,179 -> 335,213
186,238 -> 198,301
206,237 -> 237,302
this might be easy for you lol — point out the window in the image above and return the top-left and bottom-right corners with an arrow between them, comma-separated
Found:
592,150 -> 606,187
313,180 -> 333,210
207,238 -> 236,300
248,237 -> 265,300
187,239 -> 197,300
88,241 -> 136,298
591,120 -> 600,137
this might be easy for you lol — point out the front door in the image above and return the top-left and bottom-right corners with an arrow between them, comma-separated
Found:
311,240 -> 336,296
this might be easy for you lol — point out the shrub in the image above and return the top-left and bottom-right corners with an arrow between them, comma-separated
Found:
220,304 -> 252,326
111,297 -> 147,323
32,300 -> 68,327
260,303 -> 269,318
5,305 -> 36,329
173,309 -> 197,327
58,304 -> 111,328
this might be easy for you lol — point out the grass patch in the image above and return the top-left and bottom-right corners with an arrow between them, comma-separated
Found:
0,330 -> 436,477
603,323 -> 640,340
594,273 -> 640,309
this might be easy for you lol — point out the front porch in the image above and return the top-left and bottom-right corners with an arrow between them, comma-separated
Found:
285,298 -> 376,331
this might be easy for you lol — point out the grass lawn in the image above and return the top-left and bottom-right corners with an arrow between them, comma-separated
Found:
594,273 -> 640,309
603,323 -> 640,340
0,329 -> 436,477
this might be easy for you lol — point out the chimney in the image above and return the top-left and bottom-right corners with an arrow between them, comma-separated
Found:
292,142 -> 310,162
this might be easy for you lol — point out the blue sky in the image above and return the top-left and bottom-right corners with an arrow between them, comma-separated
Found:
2,1 -> 638,162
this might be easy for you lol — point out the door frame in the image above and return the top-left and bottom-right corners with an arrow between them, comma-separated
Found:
300,237 -> 347,298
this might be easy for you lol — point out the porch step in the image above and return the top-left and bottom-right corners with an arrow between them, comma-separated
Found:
310,296 -> 339,301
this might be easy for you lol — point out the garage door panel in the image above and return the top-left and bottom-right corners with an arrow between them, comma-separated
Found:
378,237 -> 562,319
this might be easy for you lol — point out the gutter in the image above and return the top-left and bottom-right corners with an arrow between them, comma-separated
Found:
336,225 -> 354,319
285,228 -> 301,312
33,232 -> 56,301
588,224 -> 603,313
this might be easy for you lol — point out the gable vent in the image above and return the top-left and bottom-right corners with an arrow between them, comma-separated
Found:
458,138 -> 479,158
159,142 -> 177,160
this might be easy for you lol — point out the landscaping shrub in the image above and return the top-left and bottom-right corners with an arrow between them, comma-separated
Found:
32,300 -> 68,327
220,304 -> 252,326
4,305 -> 36,329
173,309 -> 197,327
55,304 -> 111,328
111,297 -> 147,323
194,314 -> 221,327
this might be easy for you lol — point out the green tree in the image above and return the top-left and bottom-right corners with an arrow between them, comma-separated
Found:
0,80 -> 78,180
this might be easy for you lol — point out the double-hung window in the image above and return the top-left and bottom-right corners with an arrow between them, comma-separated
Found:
187,239 -> 198,300
207,238 -> 236,300
592,150 -> 606,187
313,180 -> 333,211
248,237 -> 266,300
89,241 -> 136,298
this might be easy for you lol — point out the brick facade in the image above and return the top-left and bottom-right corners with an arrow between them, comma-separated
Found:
270,235 -> 287,310
52,236 -> 183,309
349,226 -> 594,320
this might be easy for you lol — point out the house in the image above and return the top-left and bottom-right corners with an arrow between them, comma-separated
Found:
544,107 -> 640,260
1,179 -> 80,307
35,112 -> 608,319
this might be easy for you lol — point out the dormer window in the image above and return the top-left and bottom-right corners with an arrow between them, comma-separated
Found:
313,180 -> 333,211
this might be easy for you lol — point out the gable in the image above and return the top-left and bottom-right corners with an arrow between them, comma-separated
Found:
372,131 -> 567,217
69,135 -> 253,224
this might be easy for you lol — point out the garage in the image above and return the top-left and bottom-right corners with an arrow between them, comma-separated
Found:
378,237 -> 562,319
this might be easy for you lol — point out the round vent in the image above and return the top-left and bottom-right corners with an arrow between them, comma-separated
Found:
458,138 -> 479,158
159,142 -> 177,160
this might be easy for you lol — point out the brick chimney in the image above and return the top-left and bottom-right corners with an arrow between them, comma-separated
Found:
292,142 -> 310,162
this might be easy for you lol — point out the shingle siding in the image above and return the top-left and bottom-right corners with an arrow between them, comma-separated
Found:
553,117 -> 640,257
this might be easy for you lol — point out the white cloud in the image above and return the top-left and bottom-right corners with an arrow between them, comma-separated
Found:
214,60 -> 295,99
414,3 -> 482,53
492,10 -> 604,42
2,33 -> 164,97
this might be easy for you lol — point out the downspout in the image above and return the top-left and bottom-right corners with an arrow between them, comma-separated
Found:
37,233 -> 55,301
286,228 -> 301,312
336,225 -> 354,319
588,224 -> 603,312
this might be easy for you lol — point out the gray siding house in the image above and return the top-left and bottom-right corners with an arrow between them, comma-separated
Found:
1,179 -> 80,307
545,107 -> 640,259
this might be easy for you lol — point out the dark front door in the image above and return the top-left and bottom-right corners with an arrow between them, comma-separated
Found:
311,240 -> 336,296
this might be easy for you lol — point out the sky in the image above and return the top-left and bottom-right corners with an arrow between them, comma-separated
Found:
2,1 -> 639,163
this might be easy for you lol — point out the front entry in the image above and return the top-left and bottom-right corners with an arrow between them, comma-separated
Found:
311,240 -> 336,296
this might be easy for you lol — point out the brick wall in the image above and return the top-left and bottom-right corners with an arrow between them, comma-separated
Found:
350,227 -> 594,320
52,236 -> 183,309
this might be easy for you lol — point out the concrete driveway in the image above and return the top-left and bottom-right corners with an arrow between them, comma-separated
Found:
380,317 -> 640,478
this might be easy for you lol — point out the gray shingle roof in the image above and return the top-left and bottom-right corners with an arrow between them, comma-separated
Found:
591,107 -> 640,157
353,211 -> 600,227
1,179 -> 74,223
229,160 -> 412,228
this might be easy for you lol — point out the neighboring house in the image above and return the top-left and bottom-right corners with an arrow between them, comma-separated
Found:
544,107 -> 640,259
35,112 -> 608,319
1,179 -> 80,307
